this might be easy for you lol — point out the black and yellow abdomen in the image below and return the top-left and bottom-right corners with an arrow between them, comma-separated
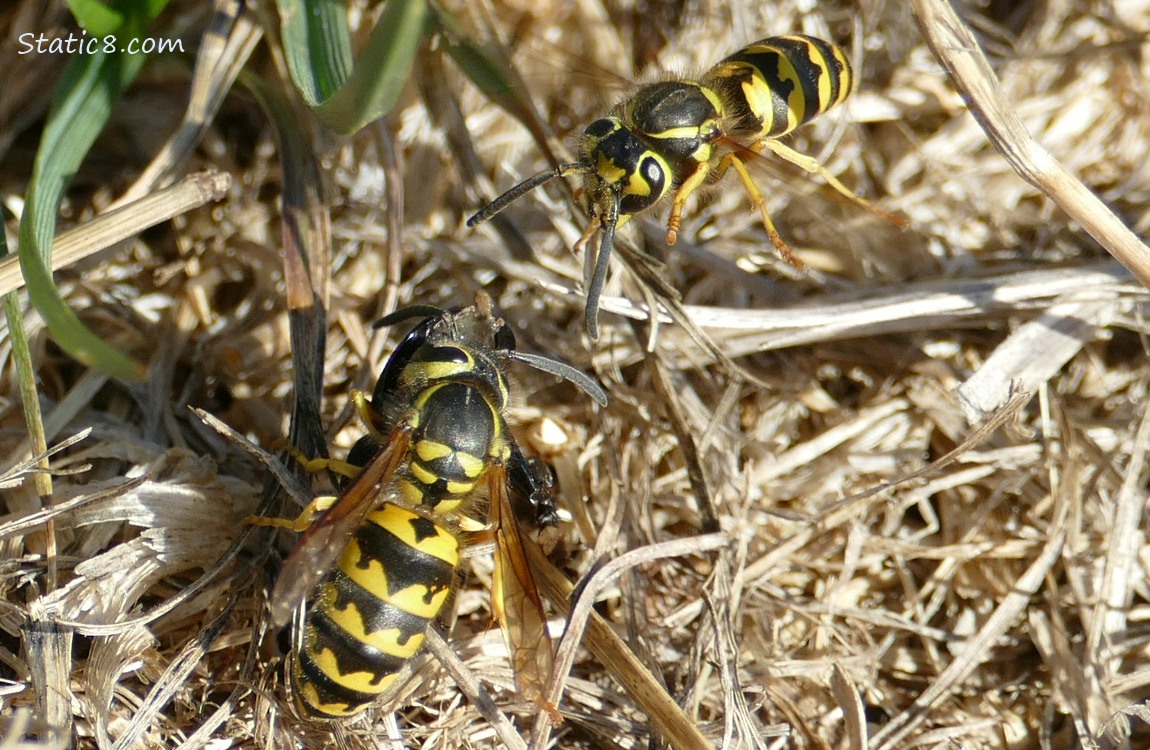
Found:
705,34 -> 852,140
294,503 -> 461,718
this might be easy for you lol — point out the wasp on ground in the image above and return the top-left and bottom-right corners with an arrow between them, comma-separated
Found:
468,34 -> 904,338
253,293 -> 606,719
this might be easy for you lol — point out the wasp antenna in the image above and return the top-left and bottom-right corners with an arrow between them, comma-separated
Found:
468,163 -> 592,227
505,350 -> 608,407
584,191 -> 621,340
373,305 -> 447,330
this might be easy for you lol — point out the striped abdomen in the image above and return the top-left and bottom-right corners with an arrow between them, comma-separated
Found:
292,503 -> 460,718
704,34 -> 853,140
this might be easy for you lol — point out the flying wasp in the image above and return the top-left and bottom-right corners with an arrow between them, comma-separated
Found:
258,293 -> 607,719
468,34 -> 903,338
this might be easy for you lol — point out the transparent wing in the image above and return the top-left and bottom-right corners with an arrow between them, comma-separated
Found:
489,461 -> 555,706
269,429 -> 411,627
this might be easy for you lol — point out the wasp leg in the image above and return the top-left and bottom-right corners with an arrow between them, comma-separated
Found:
271,427 -> 365,473
665,162 -> 714,246
246,495 -> 337,532
760,139 -> 908,229
276,438 -> 363,480
573,214 -> 601,254
350,389 -> 390,445
269,388 -> 389,483
720,150 -> 805,270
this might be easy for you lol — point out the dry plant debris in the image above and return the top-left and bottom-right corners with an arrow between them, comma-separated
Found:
1,0 -> 1150,748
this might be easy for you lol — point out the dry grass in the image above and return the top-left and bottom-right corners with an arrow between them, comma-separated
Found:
2,0 -> 1150,748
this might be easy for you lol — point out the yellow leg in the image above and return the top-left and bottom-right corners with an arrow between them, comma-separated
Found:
722,152 -> 805,270
271,388 -> 386,482
574,214 -> 601,253
351,390 -> 390,445
246,495 -> 337,532
760,139 -> 908,228
307,457 -> 364,479
666,162 -> 712,246
276,436 -> 363,480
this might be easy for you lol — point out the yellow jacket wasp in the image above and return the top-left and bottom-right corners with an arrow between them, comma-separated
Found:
258,294 -> 606,719
469,34 -> 902,338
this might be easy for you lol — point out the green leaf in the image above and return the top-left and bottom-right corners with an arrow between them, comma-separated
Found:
275,0 -> 353,106
18,18 -> 171,380
317,0 -> 428,134
66,0 -> 127,35
431,4 -> 559,166
275,0 -> 428,135
66,0 -> 171,37
1,213 -> 52,499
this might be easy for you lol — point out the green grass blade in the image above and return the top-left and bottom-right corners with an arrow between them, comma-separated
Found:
274,0 -> 353,106
274,0 -> 429,134
19,47 -> 155,380
312,0 -> 428,134
431,5 -> 526,121
67,0 -> 170,36
1,215 -> 57,587
66,0 -> 127,35
431,4 -> 560,167
1,218 -> 49,487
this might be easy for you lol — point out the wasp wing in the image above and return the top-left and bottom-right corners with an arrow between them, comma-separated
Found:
489,462 -> 555,705
269,429 -> 411,627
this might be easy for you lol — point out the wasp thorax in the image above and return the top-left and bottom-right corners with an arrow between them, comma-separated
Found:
620,81 -> 722,166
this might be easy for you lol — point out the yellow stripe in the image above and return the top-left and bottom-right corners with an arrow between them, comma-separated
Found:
415,440 -> 453,461
648,125 -> 707,141
831,44 -> 852,105
446,478 -> 479,495
340,539 -> 453,618
770,52 -> 803,131
297,682 -> 357,717
596,155 -> 628,183
457,451 -> 487,478
409,461 -> 438,486
397,480 -> 424,505
367,505 -> 457,555
318,582 -> 428,657
736,68 -> 773,135
310,645 -> 402,694
430,497 -> 465,514
404,356 -> 475,389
